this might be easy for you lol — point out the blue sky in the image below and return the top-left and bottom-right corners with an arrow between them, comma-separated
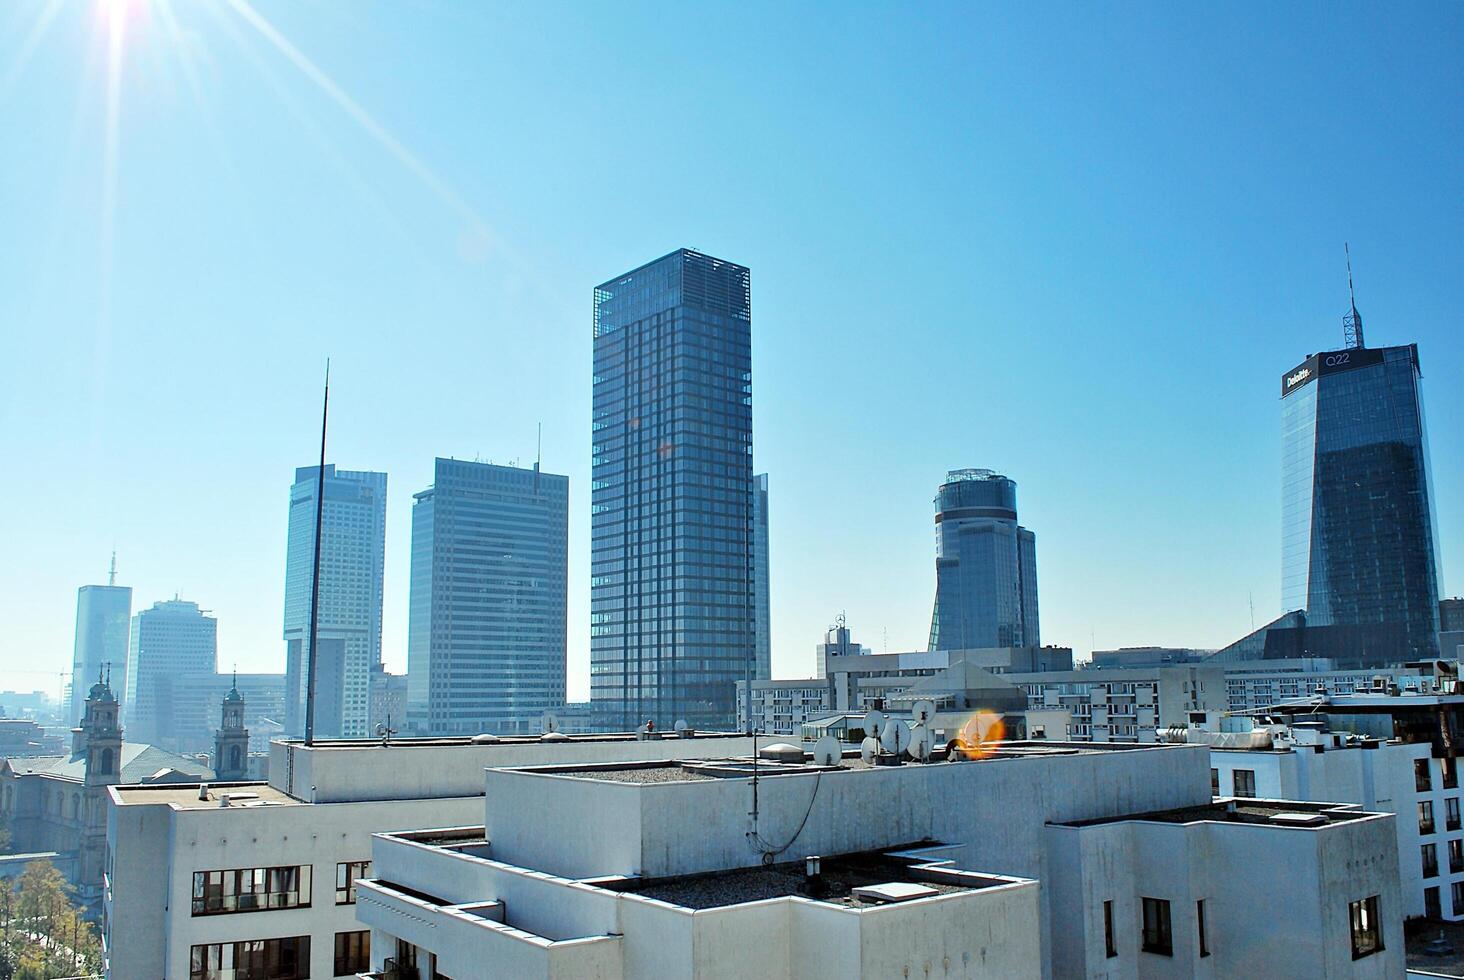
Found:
1,1 -> 1460,700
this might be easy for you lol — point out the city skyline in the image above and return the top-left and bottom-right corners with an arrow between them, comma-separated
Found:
2,3 -> 1463,699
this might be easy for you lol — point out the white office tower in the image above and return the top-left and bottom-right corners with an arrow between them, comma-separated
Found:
124,598 -> 217,749
283,465 -> 387,739
354,737 -> 1403,978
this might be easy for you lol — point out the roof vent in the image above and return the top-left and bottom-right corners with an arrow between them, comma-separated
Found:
852,882 -> 940,904
472,733 -> 501,744
1269,811 -> 1327,827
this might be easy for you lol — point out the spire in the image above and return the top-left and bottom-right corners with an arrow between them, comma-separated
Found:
108,551 -> 116,587
1343,243 -> 1365,349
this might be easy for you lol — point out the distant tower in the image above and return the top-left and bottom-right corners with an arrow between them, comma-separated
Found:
213,675 -> 250,781
79,668 -> 123,903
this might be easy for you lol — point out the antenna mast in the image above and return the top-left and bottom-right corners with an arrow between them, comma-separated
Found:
304,360 -> 330,746
1342,243 -> 1365,349
108,552 -> 116,587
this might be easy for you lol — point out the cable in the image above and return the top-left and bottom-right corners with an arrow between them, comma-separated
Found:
749,770 -> 822,859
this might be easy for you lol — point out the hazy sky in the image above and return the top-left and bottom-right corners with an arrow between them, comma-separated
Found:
1,1 -> 1461,701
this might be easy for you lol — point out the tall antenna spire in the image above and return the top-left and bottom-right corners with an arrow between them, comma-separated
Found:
108,552 -> 116,587
304,359 -> 330,746
1343,242 -> 1365,349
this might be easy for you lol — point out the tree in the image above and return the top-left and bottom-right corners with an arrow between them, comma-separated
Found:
0,860 -> 100,979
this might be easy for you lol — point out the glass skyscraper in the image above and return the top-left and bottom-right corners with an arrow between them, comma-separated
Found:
283,465 -> 387,739
406,458 -> 568,736
1281,341 -> 1441,663
70,582 -> 131,726
753,473 -> 771,681
927,469 -> 1039,652
590,249 -> 755,731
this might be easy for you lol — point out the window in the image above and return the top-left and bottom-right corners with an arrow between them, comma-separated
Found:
1141,897 -> 1172,956
1417,759 -> 1433,792
334,930 -> 370,976
336,860 -> 370,905
1350,896 -> 1383,959
1420,800 -> 1436,835
191,866 -> 312,916
1452,881 -> 1464,915
190,936 -> 309,980
1210,768 -> 1219,797
1426,886 -> 1442,920
1103,900 -> 1117,958
1445,757 -> 1459,789
1423,843 -> 1439,878
1447,797 -> 1460,831
1450,839 -> 1463,874
1233,769 -> 1256,798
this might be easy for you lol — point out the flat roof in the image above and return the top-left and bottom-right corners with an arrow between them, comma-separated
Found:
512,740 -> 1192,782
1060,799 -> 1377,828
274,730 -> 745,750
598,848 -> 1007,910
111,782 -> 299,809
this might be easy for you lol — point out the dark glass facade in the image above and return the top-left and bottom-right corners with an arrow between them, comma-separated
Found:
928,469 -> 1039,651
590,249 -> 755,730
1280,343 -> 1441,664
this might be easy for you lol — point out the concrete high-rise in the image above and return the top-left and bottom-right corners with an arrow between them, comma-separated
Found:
753,473 -> 771,681
928,469 -> 1039,652
69,569 -> 131,726
283,465 -> 387,739
406,458 -> 568,736
1281,327 -> 1442,663
124,599 -> 217,749
590,249 -> 756,730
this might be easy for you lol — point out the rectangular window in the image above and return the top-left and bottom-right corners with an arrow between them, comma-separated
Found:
1141,897 -> 1172,956
1197,899 -> 1209,957
191,866 -> 312,916
1450,839 -> 1463,874
334,930 -> 370,976
1452,881 -> 1464,915
1426,886 -> 1442,920
1103,900 -> 1117,958
1233,769 -> 1256,798
1447,797 -> 1460,831
1445,757 -> 1458,790
1423,843 -> 1439,878
1349,896 -> 1382,959
1420,800 -> 1436,835
336,860 -> 371,905
1416,759 -> 1433,792
190,936 -> 310,980
1210,768 -> 1219,797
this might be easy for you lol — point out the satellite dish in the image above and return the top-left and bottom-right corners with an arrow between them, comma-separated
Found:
880,719 -> 910,756
912,700 -> 936,725
860,736 -> 880,764
542,711 -> 560,734
813,735 -> 842,767
908,724 -> 933,762
674,718 -> 690,733
863,709 -> 886,739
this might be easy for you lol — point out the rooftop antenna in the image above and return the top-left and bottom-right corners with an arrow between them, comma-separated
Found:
108,552 -> 116,587
1343,243 -> 1365,349
534,421 -> 542,492
304,359 -> 330,747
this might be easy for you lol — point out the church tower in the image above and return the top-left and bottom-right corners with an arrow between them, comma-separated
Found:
79,667 -> 122,903
213,675 -> 251,781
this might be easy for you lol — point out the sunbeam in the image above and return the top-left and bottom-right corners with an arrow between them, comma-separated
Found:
223,0 -> 492,243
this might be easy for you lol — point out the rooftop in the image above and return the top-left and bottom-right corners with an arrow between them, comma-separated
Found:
110,781 -> 299,809
608,848 -> 1000,910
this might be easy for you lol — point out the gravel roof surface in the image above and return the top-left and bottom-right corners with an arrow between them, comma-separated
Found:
632,864 -> 969,909
574,765 -> 721,783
